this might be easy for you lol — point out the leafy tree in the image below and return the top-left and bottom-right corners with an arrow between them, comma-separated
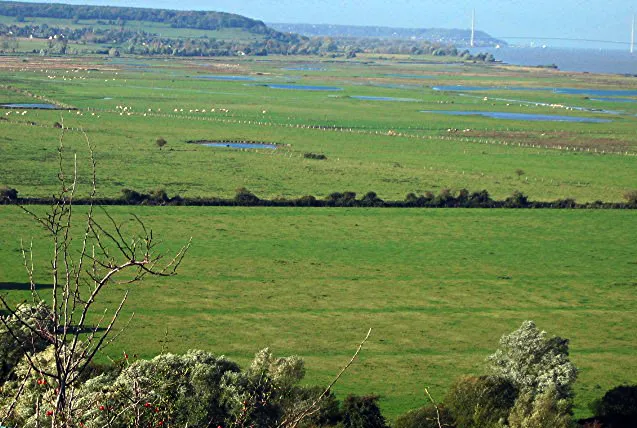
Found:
589,384 -> 637,426
341,395 -> 388,428
155,137 -> 167,150
487,321 -> 577,400
0,186 -> 18,201
507,387 -> 573,428
445,375 -> 517,427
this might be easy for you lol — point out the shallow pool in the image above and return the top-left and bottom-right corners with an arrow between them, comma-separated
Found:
420,110 -> 612,123
432,86 -> 637,97
266,84 -> 342,91
201,142 -> 277,150
351,96 -> 419,102
1,103 -> 59,109
195,75 -> 256,81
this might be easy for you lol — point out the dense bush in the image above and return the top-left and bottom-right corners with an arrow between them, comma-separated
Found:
340,394 -> 388,428
393,404 -> 455,428
0,186 -> 18,201
507,387 -> 573,428
488,320 -> 577,400
234,187 -> 261,205
589,385 -> 637,427
304,152 -> 327,160
445,375 -> 517,427
624,190 -> 637,206
0,303 -> 53,383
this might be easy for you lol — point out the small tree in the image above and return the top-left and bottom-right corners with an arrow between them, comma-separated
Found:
487,321 -> 577,400
155,137 -> 167,150
0,186 -> 18,202
508,387 -> 573,428
445,375 -> 517,427
515,169 -> 525,180
589,384 -> 637,426
341,395 -> 388,428
623,190 -> 637,206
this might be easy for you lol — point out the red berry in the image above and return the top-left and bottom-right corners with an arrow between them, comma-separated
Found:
144,402 -> 151,407
99,405 -> 105,411
46,410 -> 53,417
155,407 -> 160,413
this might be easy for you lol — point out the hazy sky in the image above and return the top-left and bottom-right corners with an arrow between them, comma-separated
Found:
8,0 -> 637,47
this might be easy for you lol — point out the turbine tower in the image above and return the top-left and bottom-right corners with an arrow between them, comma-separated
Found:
630,15 -> 635,53
471,9 -> 475,47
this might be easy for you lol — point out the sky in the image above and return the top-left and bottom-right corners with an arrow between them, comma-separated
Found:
7,0 -> 637,48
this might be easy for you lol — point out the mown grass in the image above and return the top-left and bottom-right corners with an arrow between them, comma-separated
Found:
0,206 -> 635,420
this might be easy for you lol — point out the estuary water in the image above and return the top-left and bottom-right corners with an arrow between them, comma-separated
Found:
471,47 -> 637,75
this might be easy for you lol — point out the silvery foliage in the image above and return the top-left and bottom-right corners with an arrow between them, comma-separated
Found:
0,346 -> 58,427
0,302 -> 54,381
507,386 -> 573,428
488,321 -> 577,399
75,349 -> 241,427
221,347 -> 306,425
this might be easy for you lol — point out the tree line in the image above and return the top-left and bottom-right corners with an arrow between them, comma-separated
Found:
2,186 -> 636,209
0,1 -> 269,32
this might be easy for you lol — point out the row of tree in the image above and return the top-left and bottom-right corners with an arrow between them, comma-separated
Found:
3,186 -> 635,209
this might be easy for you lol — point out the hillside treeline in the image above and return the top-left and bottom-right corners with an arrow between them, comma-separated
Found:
0,1 -> 270,32
0,2 -> 496,58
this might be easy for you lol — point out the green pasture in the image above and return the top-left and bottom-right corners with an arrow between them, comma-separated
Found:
0,56 -> 635,202
0,206 -> 635,420
0,58 -> 637,202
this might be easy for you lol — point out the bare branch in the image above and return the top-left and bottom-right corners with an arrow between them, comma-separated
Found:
278,328 -> 372,428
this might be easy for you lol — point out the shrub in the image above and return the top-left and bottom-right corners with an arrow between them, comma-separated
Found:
504,191 -> 529,208
0,303 -> 53,383
488,321 -> 577,400
508,387 -> 573,428
120,188 -> 144,203
589,384 -> 637,426
156,137 -> 167,150
394,404 -> 455,428
0,186 -> 18,201
341,395 -> 388,428
360,191 -> 384,207
623,190 -> 637,206
234,187 -> 260,205
445,375 -> 517,427
304,152 -> 327,160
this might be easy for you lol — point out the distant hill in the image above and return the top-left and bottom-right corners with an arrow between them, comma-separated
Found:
0,1 -> 498,59
270,23 -> 507,48
0,1 -> 270,33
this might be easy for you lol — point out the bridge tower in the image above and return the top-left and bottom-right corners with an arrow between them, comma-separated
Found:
471,9 -> 475,47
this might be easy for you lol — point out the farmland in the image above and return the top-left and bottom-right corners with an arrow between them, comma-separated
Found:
0,52 -> 636,420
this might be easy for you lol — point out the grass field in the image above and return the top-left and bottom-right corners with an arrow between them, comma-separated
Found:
0,53 -> 636,421
0,206 -> 635,419
0,56 -> 636,202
